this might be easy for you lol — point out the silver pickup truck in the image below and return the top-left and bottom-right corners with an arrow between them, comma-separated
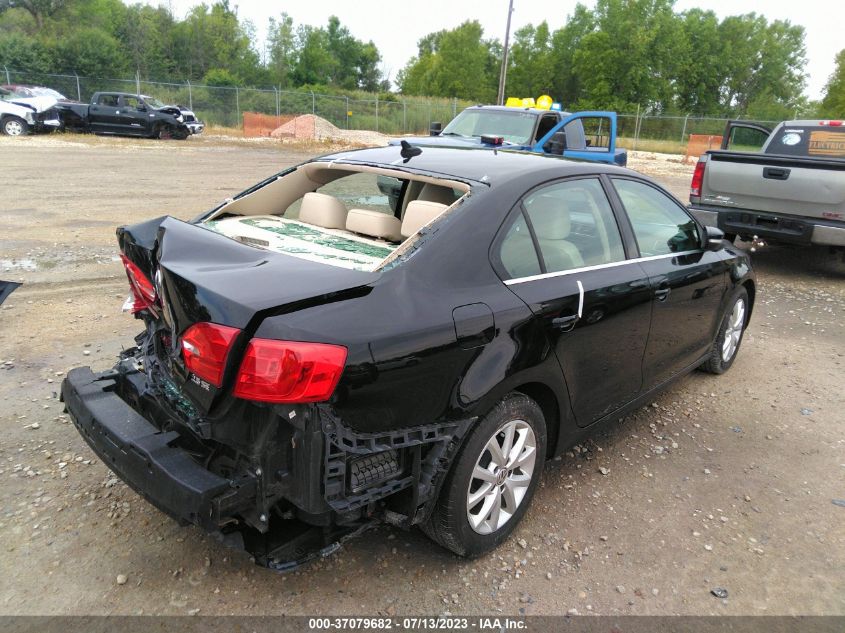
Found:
689,119 -> 845,251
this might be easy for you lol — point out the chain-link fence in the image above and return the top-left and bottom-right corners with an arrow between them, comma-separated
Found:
2,66 -> 781,148
1,67 -> 472,135
617,113 -> 780,150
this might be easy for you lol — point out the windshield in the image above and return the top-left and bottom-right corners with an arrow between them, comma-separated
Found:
441,109 -> 537,144
142,96 -> 166,108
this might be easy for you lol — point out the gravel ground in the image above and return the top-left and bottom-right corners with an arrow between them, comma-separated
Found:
1,133 -> 843,616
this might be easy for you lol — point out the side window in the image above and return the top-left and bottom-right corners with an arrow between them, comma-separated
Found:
123,96 -> 141,110
612,179 -> 700,256
534,114 -> 558,142
98,94 -> 119,107
524,178 -> 625,273
499,212 -> 541,279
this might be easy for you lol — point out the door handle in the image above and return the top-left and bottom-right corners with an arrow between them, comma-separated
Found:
763,167 -> 790,180
552,314 -> 579,332
654,288 -> 671,301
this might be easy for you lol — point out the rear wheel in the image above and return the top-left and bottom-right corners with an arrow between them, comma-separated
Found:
700,287 -> 748,374
2,116 -> 28,136
422,393 -> 546,557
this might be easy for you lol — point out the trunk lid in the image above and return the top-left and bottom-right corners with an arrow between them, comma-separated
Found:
117,216 -> 379,414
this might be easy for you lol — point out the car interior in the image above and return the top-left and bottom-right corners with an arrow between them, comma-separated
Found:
202,163 -> 469,271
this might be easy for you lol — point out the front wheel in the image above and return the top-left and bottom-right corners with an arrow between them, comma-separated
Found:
422,393 -> 546,557
2,116 -> 29,136
700,287 -> 748,374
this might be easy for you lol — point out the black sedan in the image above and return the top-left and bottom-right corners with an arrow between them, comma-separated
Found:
62,145 -> 755,569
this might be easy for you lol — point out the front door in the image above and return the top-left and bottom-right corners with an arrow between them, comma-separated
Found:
496,177 -> 653,427
608,177 -> 728,390
120,95 -> 152,136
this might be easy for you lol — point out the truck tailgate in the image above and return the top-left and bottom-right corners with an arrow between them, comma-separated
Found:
702,152 -> 845,221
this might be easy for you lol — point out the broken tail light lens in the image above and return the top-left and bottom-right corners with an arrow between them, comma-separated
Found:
181,322 -> 241,387
690,159 -> 706,197
233,339 -> 347,403
120,254 -> 157,314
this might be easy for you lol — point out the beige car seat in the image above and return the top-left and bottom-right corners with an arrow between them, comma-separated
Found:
299,192 -> 348,229
526,195 -> 584,271
346,209 -> 403,242
401,200 -> 448,238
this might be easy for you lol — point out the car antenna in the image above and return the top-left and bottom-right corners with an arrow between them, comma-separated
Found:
400,140 -> 422,162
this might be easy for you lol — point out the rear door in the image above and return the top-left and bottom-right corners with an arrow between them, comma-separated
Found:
608,177 -> 727,390
88,93 -> 121,132
496,176 -> 654,427
721,121 -> 771,150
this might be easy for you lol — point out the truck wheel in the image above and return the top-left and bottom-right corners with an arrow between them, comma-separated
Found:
422,392 -> 546,557
2,116 -> 29,136
700,287 -> 748,375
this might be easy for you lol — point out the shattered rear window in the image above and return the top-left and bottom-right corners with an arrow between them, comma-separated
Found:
205,216 -> 396,271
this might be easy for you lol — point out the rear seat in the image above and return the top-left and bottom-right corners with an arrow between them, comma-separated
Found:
401,200 -> 447,238
346,209 -> 402,242
298,192 -> 348,229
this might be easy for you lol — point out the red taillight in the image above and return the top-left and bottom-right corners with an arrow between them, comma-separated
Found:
690,159 -> 706,197
233,339 -> 347,403
181,322 -> 241,387
120,254 -> 157,314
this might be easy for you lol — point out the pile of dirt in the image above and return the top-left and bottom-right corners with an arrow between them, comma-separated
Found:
271,114 -> 390,147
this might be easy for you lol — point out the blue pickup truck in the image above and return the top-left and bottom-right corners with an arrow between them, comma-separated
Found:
391,104 -> 627,166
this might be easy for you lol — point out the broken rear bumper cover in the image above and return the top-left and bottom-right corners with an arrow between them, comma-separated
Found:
61,364 -> 471,569
61,366 -> 242,531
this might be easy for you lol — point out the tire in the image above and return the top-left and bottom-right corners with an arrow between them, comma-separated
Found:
2,116 -> 29,136
700,286 -> 749,374
422,392 -> 546,557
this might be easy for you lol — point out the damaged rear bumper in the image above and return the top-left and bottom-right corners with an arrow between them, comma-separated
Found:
61,363 -> 472,570
61,366 -> 242,530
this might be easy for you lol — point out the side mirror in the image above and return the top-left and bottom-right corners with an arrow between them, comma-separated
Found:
543,130 -> 567,155
430,122 -> 442,136
137,105 -> 147,112
704,225 -> 725,251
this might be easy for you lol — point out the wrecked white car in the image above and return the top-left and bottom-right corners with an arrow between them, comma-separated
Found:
0,86 -> 61,136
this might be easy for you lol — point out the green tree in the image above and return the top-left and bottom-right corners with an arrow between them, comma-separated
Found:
293,16 -> 382,91
53,26 -> 126,75
548,4 -> 595,107
399,21 -> 497,101
267,12 -> 295,87
0,0 -> 67,29
507,21 -> 553,98
819,49 -> 845,117
673,9 -> 724,115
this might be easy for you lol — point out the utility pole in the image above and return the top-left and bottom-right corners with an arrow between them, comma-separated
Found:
496,0 -> 515,106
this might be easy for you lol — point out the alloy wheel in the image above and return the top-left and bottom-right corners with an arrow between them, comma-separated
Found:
721,298 -> 746,362
4,119 -> 24,136
466,419 -> 537,535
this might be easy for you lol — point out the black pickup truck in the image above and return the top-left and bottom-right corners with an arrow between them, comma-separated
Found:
57,91 -> 203,139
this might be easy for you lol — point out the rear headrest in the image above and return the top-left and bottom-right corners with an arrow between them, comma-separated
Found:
299,192 -> 348,229
346,209 -> 402,242
401,200 -> 447,238
525,195 -> 570,240
418,183 -> 457,206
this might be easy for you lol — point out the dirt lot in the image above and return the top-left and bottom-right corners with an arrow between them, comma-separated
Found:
1,134 -> 843,616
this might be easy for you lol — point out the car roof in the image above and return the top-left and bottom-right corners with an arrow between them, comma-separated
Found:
461,105 -> 569,116
317,145 -> 631,186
